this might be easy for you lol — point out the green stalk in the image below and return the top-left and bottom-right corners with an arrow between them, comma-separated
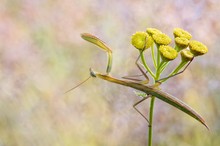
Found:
160,61 -> 169,73
148,96 -> 155,146
148,71 -> 160,146
174,45 -> 180,52
156,44 -> 160,69
140,49 -> 161,146
146,44 -> 161,146
140,51 -> 156,79
151,45 -> 157,69
171,61 -> 187,75
157,61 -> 166,74
160,61 -> 188,83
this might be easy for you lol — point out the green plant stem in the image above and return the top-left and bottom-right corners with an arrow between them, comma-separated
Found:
160,61 -> 169,73
157,61 -> 166,73
142,44 -> 161,146
171,61 -> 188,75
151,45 -> 157,69
161,61 -> 188,83
174,45 -> 180,52
140,46 -> 163,146
140,51 -> 156,79
156,44 -> 160,69
140,50 -> 156,146
148,73 -> 160,146
148,96 -> 155,146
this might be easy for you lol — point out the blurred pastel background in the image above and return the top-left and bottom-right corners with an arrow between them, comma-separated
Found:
0,0 -> 220,146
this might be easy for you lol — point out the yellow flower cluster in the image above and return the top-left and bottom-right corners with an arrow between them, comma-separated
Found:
131,28 -> 208,61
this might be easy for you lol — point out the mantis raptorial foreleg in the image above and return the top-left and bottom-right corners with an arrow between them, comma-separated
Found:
81,33 -> 113,74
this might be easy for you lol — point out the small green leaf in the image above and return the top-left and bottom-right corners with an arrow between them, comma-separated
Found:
134,91 -> 147,98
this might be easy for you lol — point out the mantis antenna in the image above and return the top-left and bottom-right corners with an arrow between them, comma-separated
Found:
64,76 -> 91,94
64,68 -> 97,94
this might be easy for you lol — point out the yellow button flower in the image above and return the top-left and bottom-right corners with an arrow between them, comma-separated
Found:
175,37 -> 189,50
173,28 -> 192,40
146,28 -> 162,36
180,49 -> 194,62
189,40 -> 208,56
159,45 -> 178,61
131,32 -> 153,50
153,33 -> 172,45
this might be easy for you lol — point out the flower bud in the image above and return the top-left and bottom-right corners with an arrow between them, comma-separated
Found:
173,28 -> 192,40
189,40 -> 208,56
146,28 -> 162,36
152,33 -> 172,45
180,49 -> 194,62
159,45 -> 178,61
131,32 -> 153,50
175,37 -> 189,51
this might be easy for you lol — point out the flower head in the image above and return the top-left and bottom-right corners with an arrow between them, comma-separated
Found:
181,49 -> 194,62
173,28 -> 192,40
152,33 -> 172,45
131,32 -> 153,50
175,37 -> 189,50
146,28 -> 162,36
189,40 -> 208,56
159,45 -> 178,61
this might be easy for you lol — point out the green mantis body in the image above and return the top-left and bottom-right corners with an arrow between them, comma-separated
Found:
70,33 -> 209,130
90,68 -> 208,129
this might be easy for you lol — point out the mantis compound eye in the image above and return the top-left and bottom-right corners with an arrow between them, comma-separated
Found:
89,68 -> 97,77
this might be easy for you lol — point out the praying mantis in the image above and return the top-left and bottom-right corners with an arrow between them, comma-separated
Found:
67,33 -> 209,130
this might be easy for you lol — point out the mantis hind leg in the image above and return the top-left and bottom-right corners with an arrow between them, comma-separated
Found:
133,94 -> 151,124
